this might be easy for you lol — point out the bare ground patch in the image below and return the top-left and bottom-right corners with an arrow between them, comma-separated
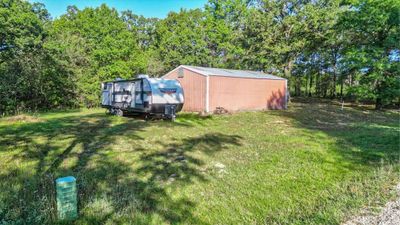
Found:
5,114 -> 44,123
343,183 -> 400,225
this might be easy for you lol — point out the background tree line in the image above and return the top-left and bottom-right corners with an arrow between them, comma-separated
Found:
0,0 -> 399,114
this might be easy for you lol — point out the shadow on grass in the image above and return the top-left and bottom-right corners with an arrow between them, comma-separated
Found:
175,113 -> 213,126
0,111 -> 242,224
271,98 -> 400,168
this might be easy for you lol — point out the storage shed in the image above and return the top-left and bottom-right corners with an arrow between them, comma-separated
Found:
163,65 -> 288,113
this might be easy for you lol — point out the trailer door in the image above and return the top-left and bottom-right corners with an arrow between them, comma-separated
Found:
130,82 -> 136,108
135,80 -> 143,106
101,83 -> 112,106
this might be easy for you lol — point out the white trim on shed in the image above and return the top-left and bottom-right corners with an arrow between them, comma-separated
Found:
163,65 -> 287,80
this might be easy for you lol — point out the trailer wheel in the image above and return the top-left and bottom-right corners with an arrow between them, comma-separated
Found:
163,114 -> 176,122
116,109 -> 124,117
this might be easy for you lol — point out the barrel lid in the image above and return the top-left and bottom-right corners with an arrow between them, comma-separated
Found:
56,176 -> 76,184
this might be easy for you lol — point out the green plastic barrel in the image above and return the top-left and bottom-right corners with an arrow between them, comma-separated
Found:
56,176 -> 78,221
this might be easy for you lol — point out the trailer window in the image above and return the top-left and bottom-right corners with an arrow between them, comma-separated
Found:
103,84 -> 107,90
178,68 -> 184,78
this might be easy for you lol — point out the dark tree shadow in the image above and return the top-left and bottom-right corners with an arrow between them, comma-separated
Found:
269,98 -> 400,169
0,111 -> 242,224
267,90 -> 286,110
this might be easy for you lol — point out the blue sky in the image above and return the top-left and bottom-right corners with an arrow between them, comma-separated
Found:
31,0 -> 208,18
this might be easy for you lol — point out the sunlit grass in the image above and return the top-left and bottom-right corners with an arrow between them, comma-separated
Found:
0,100 -> 399,224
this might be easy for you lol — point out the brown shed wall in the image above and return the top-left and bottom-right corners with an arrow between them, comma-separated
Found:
209,76 -> 286,111
164,69 -> 206,112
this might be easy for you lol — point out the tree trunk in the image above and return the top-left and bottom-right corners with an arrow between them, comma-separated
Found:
323,80 -> 327,98
340,77 -> 344,98
295,77 -> 301,96
350,73 -> 353,87
305,74 -> 309,96
331,66 -> 337,98
283,59 -> 294,99
375,81 -> 384,110
330,49 -> 339,99
316,71 -> 320,96
284,60 -> 293,78
375,97 -> 383,110
309,73 -> 313,97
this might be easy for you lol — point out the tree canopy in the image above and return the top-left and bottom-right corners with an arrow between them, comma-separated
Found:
0,0 -> 399,114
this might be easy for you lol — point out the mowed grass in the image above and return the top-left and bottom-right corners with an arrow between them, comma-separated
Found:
0,99 -> 399,224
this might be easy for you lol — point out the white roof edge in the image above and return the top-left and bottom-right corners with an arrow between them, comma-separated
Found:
162,66 -> 175,78
204,74 -> 286,80
163,65 -> 286,80
162,67 -> 177,78
181,65 -> 209,77
163,65 -> 208,78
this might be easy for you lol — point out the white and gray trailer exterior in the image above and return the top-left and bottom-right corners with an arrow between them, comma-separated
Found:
101,76 -> 184,119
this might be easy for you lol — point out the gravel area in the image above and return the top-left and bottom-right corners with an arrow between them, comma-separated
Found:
343,183 -> 400,225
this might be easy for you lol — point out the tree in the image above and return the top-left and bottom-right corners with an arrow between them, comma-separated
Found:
49,4 -> 146,106
1,0 -> 398,114
153,9 -> 210,74
0,0 -> 67,114
204,0 -> 248,69
241,0 -> 344,97
121,11 -> 159,51
341,0 -> 400,109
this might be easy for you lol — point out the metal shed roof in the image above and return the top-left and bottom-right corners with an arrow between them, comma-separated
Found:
176,65 -> 286,80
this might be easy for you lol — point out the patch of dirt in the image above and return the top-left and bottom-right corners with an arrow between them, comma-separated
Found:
213,107 -> 231,115
343,183 -> 400,225
6,114 -> 43,123
214,162 -> 227,177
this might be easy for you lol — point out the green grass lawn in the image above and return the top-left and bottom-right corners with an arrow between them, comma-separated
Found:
0,99 -> 399,224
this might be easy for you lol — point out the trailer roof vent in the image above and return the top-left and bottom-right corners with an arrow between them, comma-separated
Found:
137,74 -> 149,79
178,67 -> 184,78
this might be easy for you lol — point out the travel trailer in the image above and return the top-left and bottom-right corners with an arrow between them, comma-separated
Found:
101,75 -> 184,120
